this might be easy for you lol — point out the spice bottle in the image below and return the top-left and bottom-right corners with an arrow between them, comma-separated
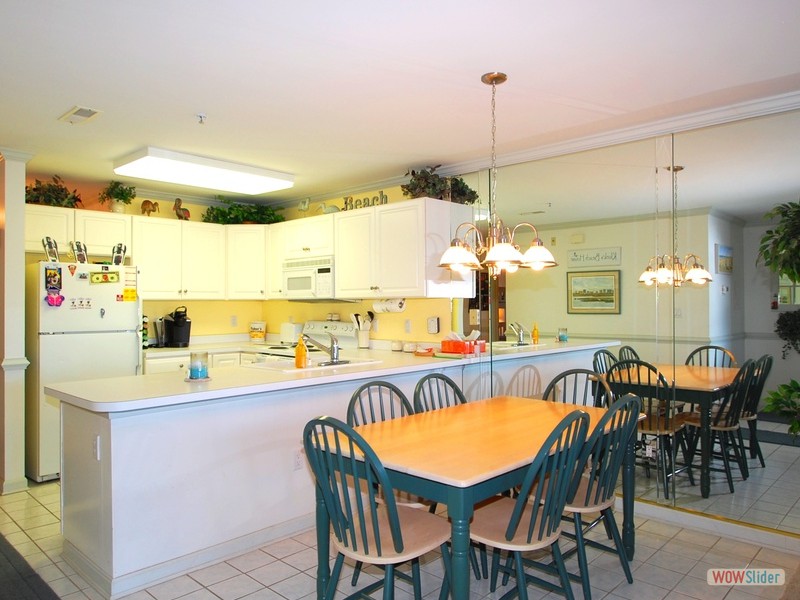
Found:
772,294 -> 779,310
295,335 -> 308,368
532,322 -> 539,345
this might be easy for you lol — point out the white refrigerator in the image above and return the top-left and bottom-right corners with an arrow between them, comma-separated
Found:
25,262 -> 142,481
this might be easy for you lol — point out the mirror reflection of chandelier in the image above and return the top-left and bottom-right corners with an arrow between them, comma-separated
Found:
638,253 -> 713,286
439,72 -> 557,279
638,162 -> 713,287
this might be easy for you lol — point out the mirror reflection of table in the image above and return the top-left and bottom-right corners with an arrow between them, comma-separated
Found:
313,396 -> 636,600
653,364 -> 739,498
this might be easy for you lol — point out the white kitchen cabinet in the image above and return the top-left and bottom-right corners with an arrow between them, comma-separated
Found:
25,204 -> 75,254
226,225 -> 268,299
74,210 -> 132,259
25,205 -> 132,259
144,355 -> 189,374
282,213 -> 334,258
132,217 -> 226,300
210,352 -> 240,368
334,197 -> 475,299
266,221 -> 286,298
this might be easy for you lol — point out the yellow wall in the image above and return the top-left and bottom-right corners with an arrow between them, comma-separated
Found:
143,297 -> 454,343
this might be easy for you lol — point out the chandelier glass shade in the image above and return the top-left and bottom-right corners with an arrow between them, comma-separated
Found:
638,253 -> 713,287
439,72 -> 556,278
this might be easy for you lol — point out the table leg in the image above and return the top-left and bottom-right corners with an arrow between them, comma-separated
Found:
315,486 -> 330,600
700,403 -> 711,498
622,431 -> 636,560
447,489 -> 473,600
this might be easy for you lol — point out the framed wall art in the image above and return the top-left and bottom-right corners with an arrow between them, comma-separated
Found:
567,270 -> 621,314
715,244 -> 733,274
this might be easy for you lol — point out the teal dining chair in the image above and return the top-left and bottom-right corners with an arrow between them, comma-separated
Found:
683,359 -> 755,493
542,368 -> 614,408
347,380 -> 414,426
740,354 -> 773,468
605,359 -> 693,499
466,410 -> 590,600
617,346 -> 639,361
685,345 -> 737,367
303,416 -> 451,600
592,349 -> 617,374
561,394 -> 642,600
413,372 -> 467,412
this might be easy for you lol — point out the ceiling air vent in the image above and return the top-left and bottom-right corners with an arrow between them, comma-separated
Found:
58,106 -> 101,125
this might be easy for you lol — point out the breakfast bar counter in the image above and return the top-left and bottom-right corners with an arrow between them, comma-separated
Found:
46,339 -> 616,600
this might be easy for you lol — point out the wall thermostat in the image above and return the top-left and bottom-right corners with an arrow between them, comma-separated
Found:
427,316 -> 440,334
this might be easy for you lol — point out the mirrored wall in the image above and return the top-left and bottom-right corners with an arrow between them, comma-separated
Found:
469,108 -> 800,535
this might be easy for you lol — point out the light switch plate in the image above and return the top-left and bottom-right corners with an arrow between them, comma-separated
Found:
427,316 -> 440,334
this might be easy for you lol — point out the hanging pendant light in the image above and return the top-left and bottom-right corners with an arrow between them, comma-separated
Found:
439,72 -> 557,278
638,158 -> 712,287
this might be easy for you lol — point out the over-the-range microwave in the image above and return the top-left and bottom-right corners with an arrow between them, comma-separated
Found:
282,256 -> 334,299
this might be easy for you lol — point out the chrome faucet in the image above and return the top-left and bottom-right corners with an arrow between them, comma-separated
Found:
507,322 -> 528,345
302,332 -> 348,366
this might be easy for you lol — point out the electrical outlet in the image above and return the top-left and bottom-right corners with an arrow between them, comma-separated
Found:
404,319 -> 412,334
293,448 -> 304,471
230,315 -> 238,327
93,435 -> 101,461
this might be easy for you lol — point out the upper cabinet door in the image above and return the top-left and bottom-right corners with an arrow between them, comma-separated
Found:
266,221 -> 286,298
74,211 -> 132,258
374,201 -> 427,297
334,210 -> 376,297
132,217 -> 183,299
25,204 -> 74,254
283,213 -> 334,258
181,221 -> 226,299
226,225 -> 268,299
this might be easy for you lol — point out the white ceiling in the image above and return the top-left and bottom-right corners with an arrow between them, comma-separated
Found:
2,1 -> 800,225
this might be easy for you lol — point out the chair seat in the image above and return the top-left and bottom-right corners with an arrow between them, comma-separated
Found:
681,413 -> 740,432
639,414 -> 685,435
334,504 -> 451,565
469,496 -> 561,552
563,474 -> 616,514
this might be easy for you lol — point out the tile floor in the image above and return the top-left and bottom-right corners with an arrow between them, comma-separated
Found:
1,436 -> 799,600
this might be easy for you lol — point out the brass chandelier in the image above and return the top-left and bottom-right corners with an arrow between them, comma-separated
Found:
439,72 -> 557,278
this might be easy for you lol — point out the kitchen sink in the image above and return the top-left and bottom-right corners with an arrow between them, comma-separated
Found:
490,341 -> 545,350
244,359 -> 382,372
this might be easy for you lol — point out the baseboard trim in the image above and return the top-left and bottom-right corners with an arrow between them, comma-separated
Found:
63,513 -> 315,600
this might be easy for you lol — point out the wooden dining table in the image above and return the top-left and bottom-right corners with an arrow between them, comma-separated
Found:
312,396 -> 637,600
653,363 -> 740,498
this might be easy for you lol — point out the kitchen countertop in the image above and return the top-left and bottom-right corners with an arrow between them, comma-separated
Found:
48,339 -> 618,414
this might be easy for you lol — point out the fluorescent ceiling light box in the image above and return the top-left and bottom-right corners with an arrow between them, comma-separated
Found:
113,147 -> 294,195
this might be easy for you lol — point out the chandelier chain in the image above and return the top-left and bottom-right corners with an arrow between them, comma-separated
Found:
490,79 -> 498,216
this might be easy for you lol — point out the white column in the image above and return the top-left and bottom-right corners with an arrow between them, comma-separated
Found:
0,147 -> 33,494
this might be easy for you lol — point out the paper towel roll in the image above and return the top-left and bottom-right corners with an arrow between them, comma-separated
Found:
372,298 -> 406,313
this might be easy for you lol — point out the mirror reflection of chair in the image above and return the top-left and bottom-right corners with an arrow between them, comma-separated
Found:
347,380 -> 413,426
740,354 -> 773,468
467,411 -> 590,600
685,345 -> 737,367
683,360 -> 756,494
592,349 -> 617,374
413,372 -> 468,412
463,370 -> 503,401
605,359 -> 694,499
561,394 -> 642,600
542,368 -> 614,408
303,416 -> 451,600
506,364 -> 543,398
617,346 -> 639,361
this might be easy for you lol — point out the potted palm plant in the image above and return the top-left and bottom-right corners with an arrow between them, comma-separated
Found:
99,180 -> 136,213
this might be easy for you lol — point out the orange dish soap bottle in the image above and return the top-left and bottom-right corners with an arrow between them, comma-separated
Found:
532,322 -> 539,345
295,335 -> 308,368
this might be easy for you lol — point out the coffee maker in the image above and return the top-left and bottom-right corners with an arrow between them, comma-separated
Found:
163,306 -> 191,347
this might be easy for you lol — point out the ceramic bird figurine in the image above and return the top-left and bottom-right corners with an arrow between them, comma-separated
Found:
318,202 -> 339,214
173,198 -> 190,220
298,198 -> 310,213
141,200 -> 160,216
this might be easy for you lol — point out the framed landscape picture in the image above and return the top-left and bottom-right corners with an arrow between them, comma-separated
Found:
567,270 -> 621,314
